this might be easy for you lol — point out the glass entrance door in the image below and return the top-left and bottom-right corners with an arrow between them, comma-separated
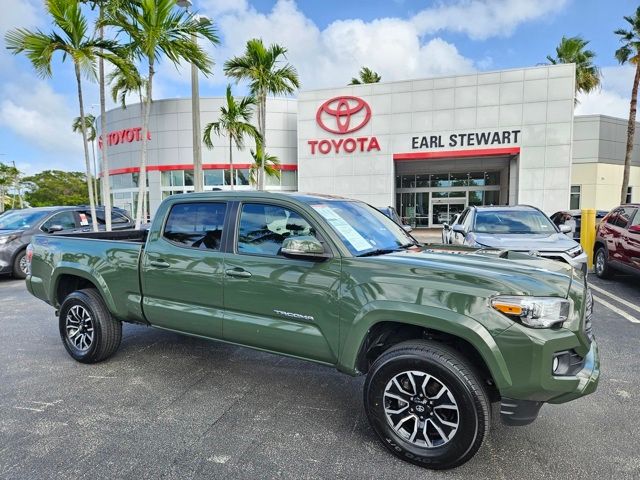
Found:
430,197 -> 466,227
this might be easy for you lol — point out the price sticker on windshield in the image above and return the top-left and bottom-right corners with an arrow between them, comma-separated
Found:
79,213 -> 89,226
312,205 -> 372,252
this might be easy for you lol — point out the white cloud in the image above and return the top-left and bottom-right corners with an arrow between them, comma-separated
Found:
576,65 -> 635,119
412,0 -> 570,40
196,0 -> 477,92
0,82 -> 84,165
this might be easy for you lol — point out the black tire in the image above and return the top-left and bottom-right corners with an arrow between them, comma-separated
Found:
594,246 -> 613,279
364,340 -> 490,470
12,250 -> 27,280
58,288 -> 122,363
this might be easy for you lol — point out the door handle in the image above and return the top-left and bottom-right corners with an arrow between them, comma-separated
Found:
225,268 -> 252,278
149,259 -> 170,269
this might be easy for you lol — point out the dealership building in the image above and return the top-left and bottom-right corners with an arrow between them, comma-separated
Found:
101,64 -> 640,227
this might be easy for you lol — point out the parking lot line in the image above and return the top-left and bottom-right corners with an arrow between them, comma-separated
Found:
590,284 -> 640,314
593,295 -> 640,324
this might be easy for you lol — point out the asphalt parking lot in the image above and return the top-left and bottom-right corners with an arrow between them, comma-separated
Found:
1,274 -> 639,480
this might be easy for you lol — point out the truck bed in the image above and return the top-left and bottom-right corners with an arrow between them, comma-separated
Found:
28,232 -> 146,323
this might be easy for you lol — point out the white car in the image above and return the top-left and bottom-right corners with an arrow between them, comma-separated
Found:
441,205 -> 588,273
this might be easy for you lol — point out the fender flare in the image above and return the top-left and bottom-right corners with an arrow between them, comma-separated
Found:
338,300 -> 513,391
50,264 -> 118,316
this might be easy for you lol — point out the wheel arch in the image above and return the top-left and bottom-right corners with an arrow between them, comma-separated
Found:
339,304 -> 512,395
51,267 -> 115,316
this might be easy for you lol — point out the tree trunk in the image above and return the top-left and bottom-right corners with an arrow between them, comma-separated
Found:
75,63 -> 98,232
91,137 -> 99,206
98,7 -> 112,231
135,63 -> 153,230
229,135 -> 235,190
621,61 -> 640,204
258,91 -> 266,190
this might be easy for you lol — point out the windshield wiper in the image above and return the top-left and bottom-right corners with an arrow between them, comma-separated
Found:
356,248 -> 401,257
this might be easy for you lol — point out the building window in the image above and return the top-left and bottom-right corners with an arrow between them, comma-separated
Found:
626,186 -> 633,204
109,173 -> 138,189
570,185 -> 581,210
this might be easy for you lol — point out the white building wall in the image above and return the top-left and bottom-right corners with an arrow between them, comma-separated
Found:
297,64 -> 576,214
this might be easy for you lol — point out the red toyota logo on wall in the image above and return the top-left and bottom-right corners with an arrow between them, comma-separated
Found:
316,96 -> 372,134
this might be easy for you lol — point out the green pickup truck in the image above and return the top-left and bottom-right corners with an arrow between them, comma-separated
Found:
25,192 -> 599,469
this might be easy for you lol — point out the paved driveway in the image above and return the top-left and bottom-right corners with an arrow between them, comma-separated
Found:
0,275 -> 638,479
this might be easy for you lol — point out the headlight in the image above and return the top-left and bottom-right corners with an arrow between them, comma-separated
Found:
0,234 -> 19,245
490,296 -> 571,328
566,245 -> 583,258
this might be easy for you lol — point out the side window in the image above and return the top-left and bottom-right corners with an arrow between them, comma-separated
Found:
77,210 -> 103,227
606,209 -> 620,226
163,202 -> 226,250
41,211 -> 77,231
237,203 -> 315,257
629,209 -> 640,228
456,209 -> 468,225
95,210 -> 130,225
615,207 -> 635,228
462,209 -> 474,230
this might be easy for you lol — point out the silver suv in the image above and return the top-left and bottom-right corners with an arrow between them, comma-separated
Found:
442,205 -> 587,273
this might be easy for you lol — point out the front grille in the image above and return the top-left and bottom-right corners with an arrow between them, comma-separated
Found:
584,288 -> 594,342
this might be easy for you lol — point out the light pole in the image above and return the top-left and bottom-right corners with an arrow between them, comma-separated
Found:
176,0 -> 209,193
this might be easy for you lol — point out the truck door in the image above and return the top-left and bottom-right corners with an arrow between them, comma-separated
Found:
141,201 -> 227,338
222,201 -> 341,364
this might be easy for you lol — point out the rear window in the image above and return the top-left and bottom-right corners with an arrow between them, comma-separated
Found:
163,202 -> 226,250
474,209 -> 557,234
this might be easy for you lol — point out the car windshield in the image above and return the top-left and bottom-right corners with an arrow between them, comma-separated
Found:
311,201 -> 416,256
0,210 -> 49,230
474,209 -> 557,235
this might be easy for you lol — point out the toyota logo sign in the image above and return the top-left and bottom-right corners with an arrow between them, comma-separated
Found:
316,96 -> 372,134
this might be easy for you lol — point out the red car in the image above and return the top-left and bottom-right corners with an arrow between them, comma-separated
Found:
594,204 -> 640,278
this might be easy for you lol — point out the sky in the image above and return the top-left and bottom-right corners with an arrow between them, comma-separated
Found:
0,0 -> 639,174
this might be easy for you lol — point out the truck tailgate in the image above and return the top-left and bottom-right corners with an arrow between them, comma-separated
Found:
28,234 -> 145,323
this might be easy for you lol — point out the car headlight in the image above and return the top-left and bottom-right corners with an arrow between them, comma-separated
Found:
490,296 -> 571,328
566,245 -> 583,258
0,234 -> 19,245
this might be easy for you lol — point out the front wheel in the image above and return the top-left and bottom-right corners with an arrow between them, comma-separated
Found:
594,247 -> 613,279
59,289 -> 122,363
12,250 -> 28,279
364,341 -> 490,470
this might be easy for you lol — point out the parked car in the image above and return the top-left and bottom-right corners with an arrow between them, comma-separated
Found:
0,206 -> 133,279
26,192 -> 598,470
441,205 -> 587,273
593,203 -> 640,278
550,209 -> 608,241
377,206 -> 413,232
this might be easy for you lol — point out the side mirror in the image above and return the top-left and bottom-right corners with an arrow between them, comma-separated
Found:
452,224 -> 466,234
629,225 -> 640,234
559,224 -> 572,234
281,236 -> 329,259
47,225 -> 64,233
402,224 -> 413,233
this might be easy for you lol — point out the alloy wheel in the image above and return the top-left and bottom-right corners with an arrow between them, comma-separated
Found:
65,305 -> 94,351
595,251 -> 605,275
19,255 -> 28,275
383,370 -> 459,448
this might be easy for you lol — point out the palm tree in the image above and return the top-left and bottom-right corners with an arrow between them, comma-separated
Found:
5,0 -> 117,231
349,66 -> 382,85
547,36 -> 601,101
224,39 -> 300,190
203,85 -> 260,190
102,0 -> 219,228
82,0 -> 129,231
108,59 -> 146,109
250,144 -> 280,187
615,8 -> 640,204
72,114 -> 99,207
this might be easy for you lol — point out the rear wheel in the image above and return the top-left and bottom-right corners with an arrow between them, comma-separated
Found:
364,340 -> 490,470
59,289 -> 122,363
594,247 -> 613,279
12,250 -> 28,279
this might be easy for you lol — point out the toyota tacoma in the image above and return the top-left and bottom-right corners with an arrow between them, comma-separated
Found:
25,192 -> 599,469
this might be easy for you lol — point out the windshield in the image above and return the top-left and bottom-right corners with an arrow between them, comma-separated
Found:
0,210 -> 49,230
474,209 -> 558,235
311,201 -> 416,256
